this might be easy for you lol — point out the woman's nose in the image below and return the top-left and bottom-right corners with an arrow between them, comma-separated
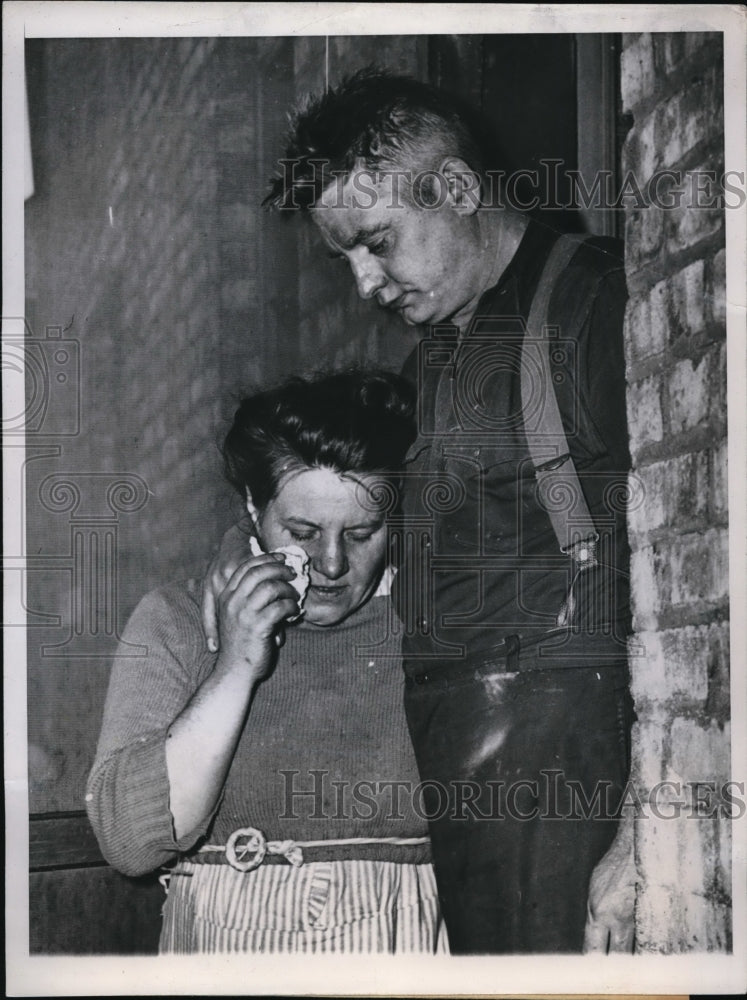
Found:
349,251 -> 386,300
313,540 -> 349,581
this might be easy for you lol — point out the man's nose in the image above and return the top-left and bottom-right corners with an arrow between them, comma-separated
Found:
313,539 -> 349,581
349,251 -> 386,300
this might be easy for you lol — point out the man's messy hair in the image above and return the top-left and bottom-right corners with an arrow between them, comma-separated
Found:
264,68 -> 491,211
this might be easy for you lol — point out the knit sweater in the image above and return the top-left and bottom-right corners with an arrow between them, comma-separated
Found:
86,579 -> 431,877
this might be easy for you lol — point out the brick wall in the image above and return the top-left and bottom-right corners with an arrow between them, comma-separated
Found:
620,32 -> 730,951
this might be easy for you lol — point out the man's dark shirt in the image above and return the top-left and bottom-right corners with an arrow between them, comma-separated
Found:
393,220 -> 631,661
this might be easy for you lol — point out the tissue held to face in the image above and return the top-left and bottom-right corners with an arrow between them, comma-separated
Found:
254,467 -> 389,627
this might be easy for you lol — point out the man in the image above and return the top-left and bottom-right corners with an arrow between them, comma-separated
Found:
204,70 -> 637,954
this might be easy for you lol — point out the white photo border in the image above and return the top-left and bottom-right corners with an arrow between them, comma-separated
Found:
4,3 -> 746,996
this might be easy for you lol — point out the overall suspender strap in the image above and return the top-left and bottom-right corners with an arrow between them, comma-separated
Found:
520,233 -> 599,567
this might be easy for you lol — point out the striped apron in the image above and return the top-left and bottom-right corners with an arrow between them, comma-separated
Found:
159,859 -> 448,954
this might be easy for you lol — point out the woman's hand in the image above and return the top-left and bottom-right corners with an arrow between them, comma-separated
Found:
202,518 -> 256,653
215,554 -> 299,681
166,554 -> 298,842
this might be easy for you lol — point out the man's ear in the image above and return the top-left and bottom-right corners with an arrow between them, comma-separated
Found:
245,489 -> 259,530
441,158 -> 482,216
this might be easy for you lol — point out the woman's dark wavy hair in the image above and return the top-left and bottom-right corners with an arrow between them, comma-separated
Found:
222,368 -> 417,511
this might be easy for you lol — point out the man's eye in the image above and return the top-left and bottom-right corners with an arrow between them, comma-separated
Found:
326,250 -> 345,261
367,240 -> 389,257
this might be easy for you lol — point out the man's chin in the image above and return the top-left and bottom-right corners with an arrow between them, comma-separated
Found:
397,302 -> 427,327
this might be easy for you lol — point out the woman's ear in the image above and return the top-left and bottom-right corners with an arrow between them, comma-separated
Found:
440,157 -> 482,216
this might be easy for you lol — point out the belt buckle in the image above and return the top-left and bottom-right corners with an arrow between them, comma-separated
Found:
225,827 -> 267,872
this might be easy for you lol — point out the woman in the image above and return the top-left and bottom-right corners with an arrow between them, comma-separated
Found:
86,370 -> 447,955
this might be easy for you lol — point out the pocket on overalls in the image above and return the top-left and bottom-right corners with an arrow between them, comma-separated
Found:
439,445 -> 517,553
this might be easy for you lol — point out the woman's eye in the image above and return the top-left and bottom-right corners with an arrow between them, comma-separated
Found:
348,531 -> 375,542
289,530 -> 314,542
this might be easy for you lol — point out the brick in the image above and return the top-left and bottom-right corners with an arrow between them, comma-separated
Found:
632,887 -> 666,952
635,782 -> 732,952
667,345 -> 725,435
669,719 -> 731,784
655,71 -> 717,169
636,812 -> 679,888
668,527 -> 729,608
710,439 -> 728,522
631,714 -> 666,792
630,545 -> 661,631
628,451 -> 709,540
625,205 -> 665,274
626,260 -> 706,363
668,259 -> 705,341
679,816 -> 722,902
685,31 -> 721,60
632,528 -> 729,619
656,92 -> 683,169
626,462 -> 666,538
623,108 -> 657,183
712,342 -> 727,425
627,374 -> 663,454
657,33 -> 686,76
625,290 -> 664,364
636,868 -> 730,951
630,624 -> 723,704
665,170 -> 724,254
621,33 -> 655,112
709,247 -> 726,326
706,614 -> 731,723
646,278 -> 670,353
714,810 -> 733,890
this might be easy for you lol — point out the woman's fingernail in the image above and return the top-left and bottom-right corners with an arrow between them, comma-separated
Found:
207,637 -> 218,653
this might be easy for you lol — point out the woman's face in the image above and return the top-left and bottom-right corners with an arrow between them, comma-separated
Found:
256,466 -> 389,627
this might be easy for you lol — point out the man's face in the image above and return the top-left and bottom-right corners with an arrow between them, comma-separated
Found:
311,166 -> 480,329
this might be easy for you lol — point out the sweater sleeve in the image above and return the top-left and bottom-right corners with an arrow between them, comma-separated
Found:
85,582 -> 218,876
